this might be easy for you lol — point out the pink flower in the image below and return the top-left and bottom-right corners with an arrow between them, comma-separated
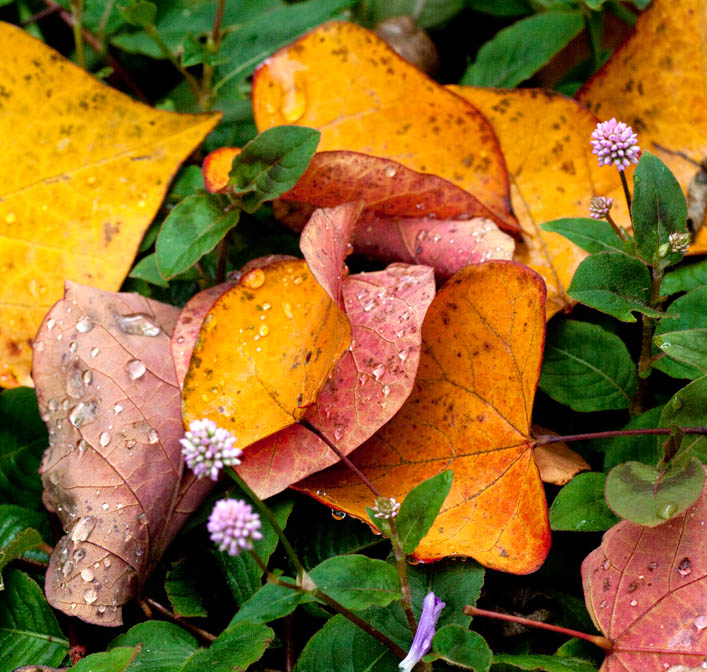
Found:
589,196 -> 613,220
590,118 -> 640,171
208,499 -> 263,556
180,418 -> 242,481
372,496 -> 401,520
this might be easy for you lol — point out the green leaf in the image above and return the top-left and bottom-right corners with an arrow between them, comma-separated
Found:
539,320 -> 637,411
466,0 -> 532,16
165,558 -> 208,618
0,528 -> 42,589
156,194 -> 239,279
599,406 -> 663,470
230,579 -> 313,625
653,285 -> 707,379
309,555 -> 402,610
460,12 -> 584,88
72,647 -> 139,672
366,0 -> 466,27
430,625 -> 493,671
632,151 -> 688,268
549,472 -> 619,531
169,165 -> 207,202
493,653 -> 598,672
217,495 -> 293,607
228,126 -> 320,213
129,254 -> 169,288
110,621 -> 198,671
660,376 -> 707,464
567,252 -> 661,322
605,458 -> 705,526
0,388 -> 47,508
119,1 -> 157,27
0,504 -> 51,565
662,257 -> 707,295
294,614 -> 399,672
422,559 -> 485,630
539,218 -> 627,254
0,569 -> 69,669
182,622 -> 273,672
394,470 -> 452,555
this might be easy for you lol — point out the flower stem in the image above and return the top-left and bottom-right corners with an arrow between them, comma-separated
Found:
534,426 -> 707,446
70,0 -> 85,69
619,170 -> 633,217
464,606 -> 613,652
605,213 -> 628,241
143,597 -> 216,643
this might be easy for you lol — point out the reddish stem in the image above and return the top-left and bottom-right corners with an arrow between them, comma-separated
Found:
534,426 -> 707,446
464,606 -> 613,652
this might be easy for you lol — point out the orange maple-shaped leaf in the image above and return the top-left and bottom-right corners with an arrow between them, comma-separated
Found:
298,261 -> 550,573
252,21 -> 517,232
0,22 -> 220,388
182,259 -> 351,448
576,0 -> 707,251
450,86 -> 628,318
582,468 -> 707,671
33,282 -> 214,626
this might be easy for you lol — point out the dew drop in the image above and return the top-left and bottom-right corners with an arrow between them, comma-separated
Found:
83,589 -> 98,604
69,341 -> 78,353
280,76 -> 307,122
76,316 -> 94,333
99,431 -> 111,447
382,384 -> 390,396
82,369 -> 93,385
125,359 -> 146,380
46,318 -> 56,331
384,164 -> 397,178
69,401 -> 97,428
678,557 -> 692,576
115,312 -> 161,336
293,275 -> 303,285
259,324 -> 269,337
62,560 -> 74,577
241,268 -> 265,289
34,341 -> 46,352
114,404 -> 123,414
97,605 -> 106,614
91,347 -> 99,358
102,502 -> 109,511
76,438 -> 88,453
282,302 -> 294,319
81,568 -> 94,582
694,615 -> 707,631
407,557 -> 421,565
372,364 -> 385,381
71,517 -> 96,543
48,398 -> 58,412
103,558 -> 111,567
147,428 -> 159,444
629,599 -> 638,606
331,509 -> 347,520
659,503 -> 677,519
334,427 -> 344,441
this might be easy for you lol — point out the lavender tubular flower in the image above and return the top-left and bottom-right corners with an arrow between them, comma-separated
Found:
180,418 -> 242,481
399,591 -> 445,672
208,498 -> 263,556
591,118 -> 640,171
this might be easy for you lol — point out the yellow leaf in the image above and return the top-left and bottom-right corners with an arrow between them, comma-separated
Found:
0,22 -> 220,387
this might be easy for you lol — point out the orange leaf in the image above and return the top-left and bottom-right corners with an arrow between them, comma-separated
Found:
576,0 -> 707,252
252,21 -> 517,231
202,146 -> 241,193
297,261 -> 551,573
582,467 -> 707,671
0,22 -> 219,388
450,86 -> 628,318
182,258 -> 351,449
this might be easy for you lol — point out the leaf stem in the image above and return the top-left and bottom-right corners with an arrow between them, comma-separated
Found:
70,0 -> 86,69
534,426 -> 707,445
606,212 -> 629,241
142,597 -> 216,643
200,0 -> 226,111
21,4 -> 62,25
464,606 -> 613,652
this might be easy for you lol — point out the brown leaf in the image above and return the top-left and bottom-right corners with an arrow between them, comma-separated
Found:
533,442 -> 590,486
33,282 -> 212,625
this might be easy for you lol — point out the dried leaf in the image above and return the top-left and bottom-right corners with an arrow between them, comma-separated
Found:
582,468 -> 707,671
532,427 -> 590,486
576,0 -> 707,251
182,259 -> 351,447
450,86 -> 628,318
33,283 -> 212,626
0,22 -> 219,387
252,21 -> 516,231
297,261 -> 550,572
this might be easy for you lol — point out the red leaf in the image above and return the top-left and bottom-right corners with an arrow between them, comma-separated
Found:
582,467 -> 707,671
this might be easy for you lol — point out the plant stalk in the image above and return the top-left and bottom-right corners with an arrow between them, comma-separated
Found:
619,170 -> 632,216
534,426 -> 707,446
143,597 -> 216,643
70,0 -> 86,69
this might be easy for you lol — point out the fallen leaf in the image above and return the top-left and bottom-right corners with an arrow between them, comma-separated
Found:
532,427 -> 590,486
582,467 -> 707,671
0,22 -> 220,387
449,86 -> 628,318
297,261 -> 551,573
236,204 -> 436,499
576,0 -> 707,252
252,21 -> 517,231
33,282 -> 212,626
202,146 -> 241,194
181,258 -> 351,448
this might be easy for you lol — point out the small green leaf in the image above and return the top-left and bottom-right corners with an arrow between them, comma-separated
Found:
119,1 -> 157,27
539,320 -> 636,411
310,555 -> 402,610
660,376 -> 707,464
164,558 -> 208,619
129,253 -> 169,288
182,622 -> 274,672
653,285 -> 707,379
0,504 -> 50,565
493,652 -> 599,672
605,458 -> 705,526
0,528 -> 42,589
72,647 -> 139,672
549,472 -> 619,531
156,194 -> 239,280
568,252 -> 661,322
465,0 -> 531,16
228,126 -> 320,213
460,12 -> 584,88
662,257 -> 707,295
0,569 -> 69,668
632,151 -> 688,268
230,579 -> 313,625
365,0 -> 466,27
109,621 -> 198,671
599,406 -> 663,470
430,625 -> 492,671
395,470 -> 453,555
540,218 -> 627,254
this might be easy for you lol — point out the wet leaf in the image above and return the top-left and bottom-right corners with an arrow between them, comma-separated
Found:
252,21 -> 516,230
660,377 -> 707,465
582,468 -> 707,671
0,504 -> 51,565
0,528 -> 42,589
297,262 -> 550,572
576,0 -> 707,252
450,86 -> 628,318
182,258 -> 351,447
33,282 -> 213,626
0,22 -> 219,387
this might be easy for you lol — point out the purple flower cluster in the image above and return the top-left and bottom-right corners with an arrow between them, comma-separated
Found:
180,418 -> 242,481
589,196 -> 613,220
590,118 -> 640,171
208,498 -> 263,556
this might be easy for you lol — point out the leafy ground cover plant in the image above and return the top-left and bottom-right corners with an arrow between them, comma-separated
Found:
0,0 -> 706,671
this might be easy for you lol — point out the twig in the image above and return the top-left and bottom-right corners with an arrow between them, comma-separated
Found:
534,426 -> 707,446
143,597 -> 216,644
21,4 -> 62,25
